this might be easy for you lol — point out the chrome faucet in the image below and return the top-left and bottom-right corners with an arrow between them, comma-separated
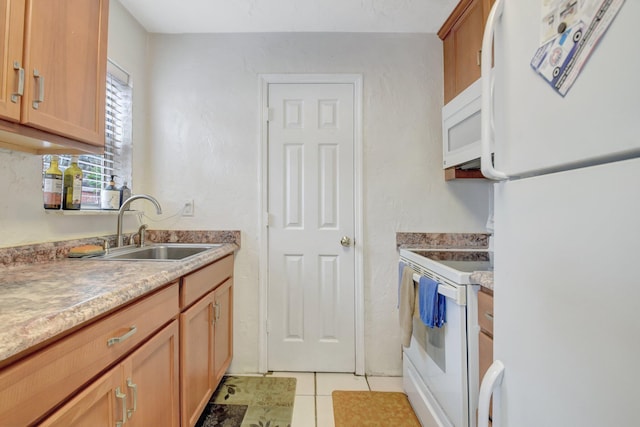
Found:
116,194 -> 162,247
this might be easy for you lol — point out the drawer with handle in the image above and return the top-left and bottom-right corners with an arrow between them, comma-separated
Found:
478,288 -> 494,336
0,282 -> 179,426
181,254 -> 234,309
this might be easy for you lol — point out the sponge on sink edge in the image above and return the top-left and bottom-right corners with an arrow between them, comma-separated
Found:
68,244 -> 105,258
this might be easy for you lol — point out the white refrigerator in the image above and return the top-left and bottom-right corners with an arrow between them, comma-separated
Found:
478,1 -> 640,426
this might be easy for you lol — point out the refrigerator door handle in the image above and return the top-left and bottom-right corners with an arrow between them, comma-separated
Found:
478,360 -> 505,427
480,0 -> 508,181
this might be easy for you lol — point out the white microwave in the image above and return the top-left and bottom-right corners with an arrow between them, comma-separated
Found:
442,78 -> 487,169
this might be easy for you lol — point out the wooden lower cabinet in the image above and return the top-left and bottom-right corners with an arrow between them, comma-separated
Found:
213,278 -> 233,385
478,330 -> 493,384
0,283 -> 179,426
0,253 -> 234,427
180,276 -> 234,427
180,289 -> 217,427
213,279 -> 233,386
41,320 -> 180,426
126,320 -> 180,426
478,287 -> 494,425
39,363 -> 123,427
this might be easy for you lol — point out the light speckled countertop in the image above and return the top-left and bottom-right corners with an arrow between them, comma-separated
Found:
469,270 -> 494,291
397,232 -> 494,291
0,243 -> 238,365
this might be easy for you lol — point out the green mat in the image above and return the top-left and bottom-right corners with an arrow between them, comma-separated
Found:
195,375 -> 296,427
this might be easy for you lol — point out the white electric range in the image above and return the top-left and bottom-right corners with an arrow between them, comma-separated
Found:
399,248 -> 492,427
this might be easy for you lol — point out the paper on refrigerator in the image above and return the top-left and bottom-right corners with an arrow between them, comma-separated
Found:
531,0 -> 625,96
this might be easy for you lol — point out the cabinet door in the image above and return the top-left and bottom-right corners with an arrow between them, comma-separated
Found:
21,0 -> 108,146
478,290 -> 494,335
39,365 -> 125,427
213,278 -> 233,385
125,319 -> 180,427
0,0 -> 25,122
180,291 -> 216,427
478,331 -> 493,421
442,0 -> 493,103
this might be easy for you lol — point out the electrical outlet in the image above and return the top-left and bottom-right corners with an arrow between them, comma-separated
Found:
183,200 -> 194,217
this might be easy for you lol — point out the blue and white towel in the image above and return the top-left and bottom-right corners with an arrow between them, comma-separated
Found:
418,276 -> 446,328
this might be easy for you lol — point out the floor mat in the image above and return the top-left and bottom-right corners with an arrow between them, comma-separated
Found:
195,375 -> 296,427
332,390 -> 421,427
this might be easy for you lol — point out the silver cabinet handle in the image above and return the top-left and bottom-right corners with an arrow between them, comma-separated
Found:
11,61 -> 24,103
107,326 -> 137,347
484,312 -> 494,321
32,69 -> 44,109
115,387 -> 127,427
340,236 -> 353,247
214,301 -> 221,323
126,378 -> 138,419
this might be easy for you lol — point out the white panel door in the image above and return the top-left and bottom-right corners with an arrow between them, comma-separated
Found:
267,83 -> 355,372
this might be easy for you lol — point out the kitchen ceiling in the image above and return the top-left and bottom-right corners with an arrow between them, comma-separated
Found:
117,0 -> 459,34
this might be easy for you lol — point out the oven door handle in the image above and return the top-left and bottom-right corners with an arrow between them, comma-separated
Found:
412,274 -> 466,305
437,281 -> 465,305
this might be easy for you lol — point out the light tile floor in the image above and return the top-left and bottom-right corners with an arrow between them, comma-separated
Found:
267,372 -> 404,427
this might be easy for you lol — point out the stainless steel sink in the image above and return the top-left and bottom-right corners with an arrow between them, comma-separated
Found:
95,243 -> 222,261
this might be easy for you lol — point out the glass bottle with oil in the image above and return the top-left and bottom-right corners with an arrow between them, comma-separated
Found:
43,156 -> 63,209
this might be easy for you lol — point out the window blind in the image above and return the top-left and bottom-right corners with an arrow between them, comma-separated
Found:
43,60 -> 133,209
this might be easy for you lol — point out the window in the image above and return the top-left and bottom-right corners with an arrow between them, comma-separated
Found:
43,60 -> 133,209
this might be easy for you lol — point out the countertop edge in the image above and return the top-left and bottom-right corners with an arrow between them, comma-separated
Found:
469,270 -> 494,291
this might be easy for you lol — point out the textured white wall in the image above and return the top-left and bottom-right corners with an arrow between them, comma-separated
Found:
146,33 -> 491,375
0,1 -> 150,247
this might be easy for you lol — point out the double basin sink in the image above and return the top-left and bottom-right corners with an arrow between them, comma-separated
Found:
94,243 -> 222,262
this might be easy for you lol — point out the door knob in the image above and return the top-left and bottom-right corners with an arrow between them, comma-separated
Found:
340,236 -> 353,247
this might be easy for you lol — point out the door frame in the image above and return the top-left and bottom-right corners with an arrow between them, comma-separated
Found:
258,74 -> 364,375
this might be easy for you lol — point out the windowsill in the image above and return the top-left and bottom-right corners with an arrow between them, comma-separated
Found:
44,209 -> 140,216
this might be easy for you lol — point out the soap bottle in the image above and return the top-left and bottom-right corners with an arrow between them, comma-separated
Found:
100,175 -> 120,210
43,156 -> 63,209
119,181 -> 131,208
63,156 -> 83,210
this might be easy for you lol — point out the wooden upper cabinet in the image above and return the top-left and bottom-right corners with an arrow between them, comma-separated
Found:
0,0 -> 25,122
21,0 -> 108,146
0,0 -> 108,154
439,0 -> 494,104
